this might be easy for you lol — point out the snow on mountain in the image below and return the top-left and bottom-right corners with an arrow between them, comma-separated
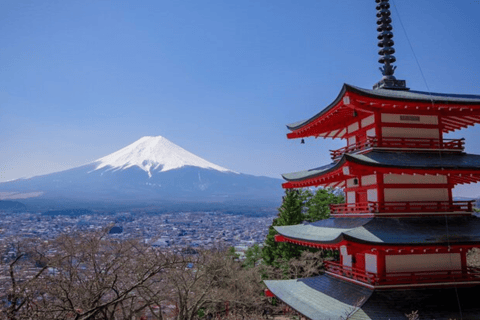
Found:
93,136 -> 234,177
0,135 -> 283,209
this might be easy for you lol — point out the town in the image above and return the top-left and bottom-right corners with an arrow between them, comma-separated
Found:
0,210 -> 276,251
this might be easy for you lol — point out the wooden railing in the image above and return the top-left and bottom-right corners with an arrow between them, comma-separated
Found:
324,261 -> 377,284
324,261 -> 480,287
330,200 -> 474,215
382,267 -> 480,286
329,202 -> 375,215
330,139 -> 375,159
330,137 -> 465,159
373,200 -> 474,214
375,137 -> 465,150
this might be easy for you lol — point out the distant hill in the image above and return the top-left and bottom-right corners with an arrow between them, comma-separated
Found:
0,200 -> 27,211
0,136 -> 283,211
42,208 -> 94,216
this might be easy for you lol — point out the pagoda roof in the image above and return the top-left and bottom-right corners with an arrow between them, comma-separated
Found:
274,216 -> 480,245
265,274 -> 480,320
264,274 -> 373,320
287,84 -> 480,138
282,151 -> 480,187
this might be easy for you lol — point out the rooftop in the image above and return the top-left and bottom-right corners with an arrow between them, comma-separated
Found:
274,216 -> 480,245
265,274 -> 480,320
282,151 -> 480,183
286,84 -> 480,138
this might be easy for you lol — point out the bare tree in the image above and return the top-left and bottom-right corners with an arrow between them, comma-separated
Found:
1,232 -> 271,320
261,249 -> 325,281
0,237 -> 62,320
0,231 -> 180,320
164,247 -> 268,320
36,231 -> 181,320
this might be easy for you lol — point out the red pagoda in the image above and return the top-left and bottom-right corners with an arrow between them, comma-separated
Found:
264,1 -> 480,319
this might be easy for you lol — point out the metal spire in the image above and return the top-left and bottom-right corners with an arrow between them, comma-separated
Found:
373,0 -> 408,90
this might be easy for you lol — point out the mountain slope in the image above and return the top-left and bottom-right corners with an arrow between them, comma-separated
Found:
0,136 -> 283,209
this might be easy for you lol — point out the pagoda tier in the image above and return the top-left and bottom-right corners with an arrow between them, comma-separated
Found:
273,216 -> 480,289
282,151 -> 480,217
264,274 -> 480,320
287,84 -> 480,140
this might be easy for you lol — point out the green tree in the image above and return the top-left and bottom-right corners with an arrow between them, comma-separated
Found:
261,188 -> 344,268
227,246 -> 240,260
243,244 -> 262,268
262,189 -> 308,267
304,188 -> 344,222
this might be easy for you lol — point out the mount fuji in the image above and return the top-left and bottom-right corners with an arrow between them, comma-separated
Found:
0,136 -> 283,210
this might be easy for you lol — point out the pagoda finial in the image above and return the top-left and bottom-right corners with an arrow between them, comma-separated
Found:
373,0 -> 408,90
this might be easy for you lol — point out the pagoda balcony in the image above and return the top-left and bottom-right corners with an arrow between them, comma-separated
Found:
330,137 -> 465,160
324,261 -> 480,289
329,200 -> 474,216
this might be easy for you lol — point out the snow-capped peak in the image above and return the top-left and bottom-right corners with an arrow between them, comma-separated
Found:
93,136 -> 234,177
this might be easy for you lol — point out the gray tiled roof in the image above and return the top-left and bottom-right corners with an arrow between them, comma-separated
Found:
287,84 -> 480,131
264,275 -> 373,320
358,286 -> 480,320
349,151 -> 480,169
265,274 -> 480,320
350,84 -> 480,105
275,216 -> 480,245
282,163 -> 338,181
282,151 -> 480,182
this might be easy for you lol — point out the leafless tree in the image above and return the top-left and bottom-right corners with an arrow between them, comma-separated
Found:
0,232 -> 270,320
35,231 -> 181,320
0,231 -> 180,320
164,247 -> 268,320
261,250 -> 325,281
0,236 -> 63,320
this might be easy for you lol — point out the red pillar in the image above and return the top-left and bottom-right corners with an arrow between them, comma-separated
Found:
438,115 -> 444,146
376,172 -> 385,208
460,249 -> 468,271
374,111 -> 382,146
377,250 -> 386,283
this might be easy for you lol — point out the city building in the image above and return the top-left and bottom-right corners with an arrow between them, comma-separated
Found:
264,1 -> 480,318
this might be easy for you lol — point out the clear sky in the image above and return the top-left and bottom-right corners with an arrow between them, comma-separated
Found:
1,0 -> 480,196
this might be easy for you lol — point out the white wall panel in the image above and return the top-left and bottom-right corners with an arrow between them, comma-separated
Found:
382,127 -> 440,139
366,128 -> 376,138
386,253 -> 461,273
347,191 -> 356,204
384,174 -> 447,184
361,115 -> 375,128
346,178 -> 359,188
367,189 -> 378,202
381,113 -> 438,125
343,255 -> 352,267
384,188 -> 449,202
348,122 -> 359,133
348,136 -> 356,146
328,129 -> 339,137
337,128 -> 347,138
365,254 -> 378,273
361,174 -> 377,186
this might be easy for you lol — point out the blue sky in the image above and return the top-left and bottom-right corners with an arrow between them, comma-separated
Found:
1,0 -> 480,196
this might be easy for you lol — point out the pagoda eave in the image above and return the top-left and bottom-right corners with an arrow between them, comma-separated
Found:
282,152 -> 480,189
287,84 -> 480,139
264,275 -> 480,320
275,233 -> 480,252
274,216 -> 480,247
